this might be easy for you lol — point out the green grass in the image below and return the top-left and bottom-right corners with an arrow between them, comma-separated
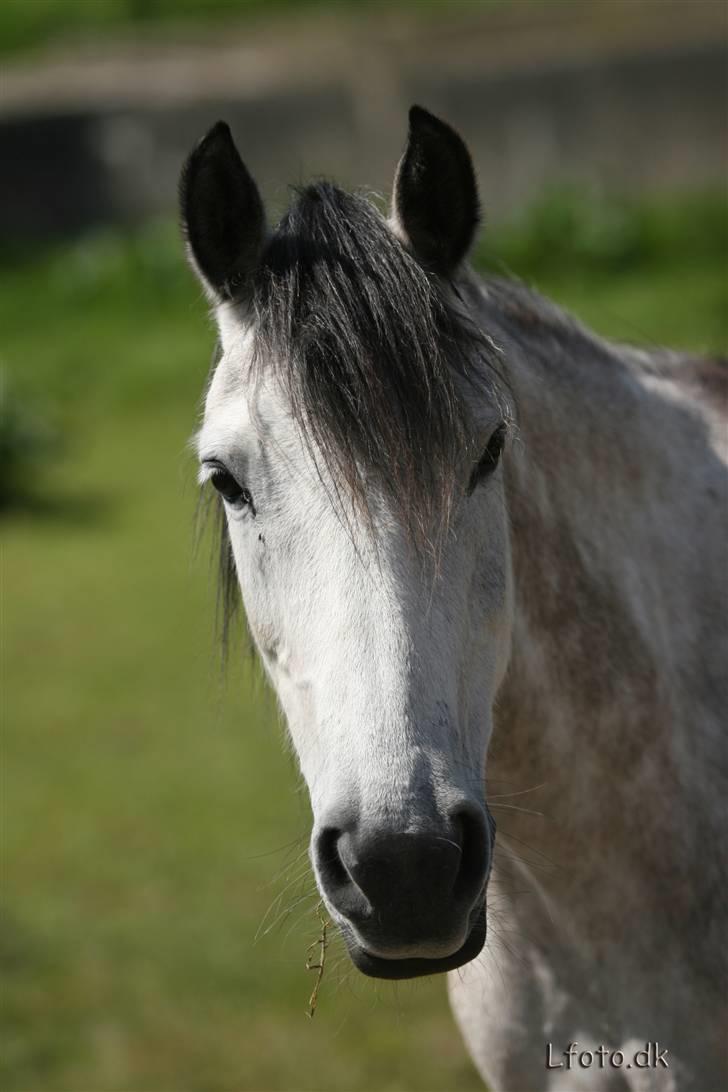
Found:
2,191 -> 726,1091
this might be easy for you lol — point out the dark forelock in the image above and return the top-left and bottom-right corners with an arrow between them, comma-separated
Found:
248,181 -> 500,548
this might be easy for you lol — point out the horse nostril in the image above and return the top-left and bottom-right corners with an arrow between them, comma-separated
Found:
314,827 -> 348,887
451,803 -> 490,903
313,826 -> 371,922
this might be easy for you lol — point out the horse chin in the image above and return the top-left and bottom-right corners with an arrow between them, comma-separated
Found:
343,906 -> 487,981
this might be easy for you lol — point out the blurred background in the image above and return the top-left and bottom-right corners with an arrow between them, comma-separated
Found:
2,2 -> 726,1090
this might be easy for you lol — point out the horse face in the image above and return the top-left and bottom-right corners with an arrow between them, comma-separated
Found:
197,311 -> 513,978
186,108 -> 513,978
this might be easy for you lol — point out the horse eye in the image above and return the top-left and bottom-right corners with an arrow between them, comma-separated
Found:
468,423 -> 507,494
210,468 -> 254,512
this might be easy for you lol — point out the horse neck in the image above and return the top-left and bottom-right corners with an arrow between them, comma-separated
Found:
473,279 -> 723,869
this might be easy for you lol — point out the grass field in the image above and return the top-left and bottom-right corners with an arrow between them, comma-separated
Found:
2,191 -> 726,1091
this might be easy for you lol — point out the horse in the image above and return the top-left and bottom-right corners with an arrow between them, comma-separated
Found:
179,106 -> 727,1091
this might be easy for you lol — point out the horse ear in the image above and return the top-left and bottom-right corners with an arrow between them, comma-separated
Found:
179,121 -> 266,301
392,106 -> 480,275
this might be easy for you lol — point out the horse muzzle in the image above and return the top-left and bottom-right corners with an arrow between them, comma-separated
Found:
312,802 -> 492,979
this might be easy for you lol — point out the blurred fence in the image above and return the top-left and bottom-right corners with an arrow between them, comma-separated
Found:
1,0 -> 726,242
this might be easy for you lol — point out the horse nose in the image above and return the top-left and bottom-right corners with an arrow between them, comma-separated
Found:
313,803 -> 489,954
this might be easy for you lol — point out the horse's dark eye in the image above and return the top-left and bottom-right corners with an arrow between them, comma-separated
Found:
468,423 -> 507,494
210,468 -> 254,511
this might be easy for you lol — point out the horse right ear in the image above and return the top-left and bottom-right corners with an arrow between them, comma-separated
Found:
179,121 -> 266,302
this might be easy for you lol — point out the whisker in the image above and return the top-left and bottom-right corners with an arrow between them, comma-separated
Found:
256,890 -> 319,942
433,836 -> 463,852
241,835 -> 307,864
254,866 -> 316,941
489,802 -> 544,818
498,830 -> 562,871
489,782 -> 549,800
494,845 -> 556,878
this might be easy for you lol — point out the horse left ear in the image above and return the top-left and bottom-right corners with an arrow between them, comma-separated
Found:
392,105 -> 480,276
179,120 -> 266,301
